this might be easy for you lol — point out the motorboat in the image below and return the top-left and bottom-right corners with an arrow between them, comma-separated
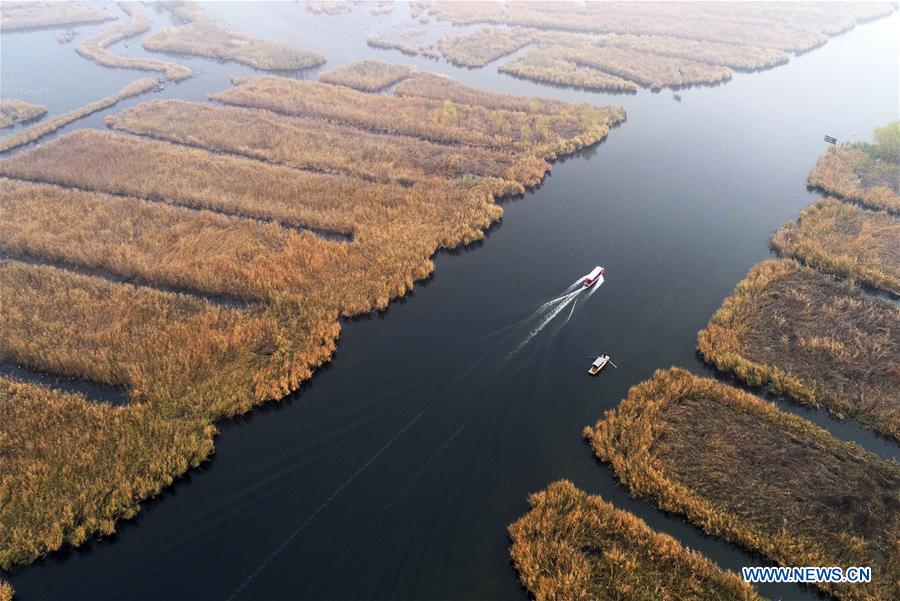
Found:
582,266 -> 605,288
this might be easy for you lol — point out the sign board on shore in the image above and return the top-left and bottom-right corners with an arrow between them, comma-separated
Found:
824,135 -> 837,144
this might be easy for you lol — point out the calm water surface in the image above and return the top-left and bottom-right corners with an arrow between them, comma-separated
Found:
2,3 -> 899,600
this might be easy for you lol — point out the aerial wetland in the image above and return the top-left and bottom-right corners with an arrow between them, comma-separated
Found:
0,2 -> 899,600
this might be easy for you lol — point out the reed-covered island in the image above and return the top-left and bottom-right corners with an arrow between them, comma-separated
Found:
0,100 -> 46,129
0,68 -> 625,570
807,122 -> 900,214
319,59 -> 413,92
371,2 -> 898,92
0,0 -> 114,31
0,78 -> 159,153
509,480 -> 762,601
142,1 -> 325,70
697,259 -> 899,440
702,123 -> 900,440
510,119 -> 900,601
771,198 -> 900,296
586,368 -> 899,601
437,27 -> 536,68
5,4 -> 898,598
76,1 -> 192,82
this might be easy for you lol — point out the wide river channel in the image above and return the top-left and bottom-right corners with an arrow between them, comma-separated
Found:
3,3 -> 899,600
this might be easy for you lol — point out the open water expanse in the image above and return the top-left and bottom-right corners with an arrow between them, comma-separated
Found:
2,3 -> 898,599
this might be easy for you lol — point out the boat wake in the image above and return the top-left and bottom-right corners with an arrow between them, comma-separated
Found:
499,276 -> 604,366
566,298 -> 577,323
538,279 -> 585,313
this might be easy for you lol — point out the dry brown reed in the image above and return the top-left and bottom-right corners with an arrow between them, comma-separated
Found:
0,260 -> 339,420
697,259 -> 900,441
421,1 -> 895,52
305,1 -> 352,15
367,35 -> 420,56
771,198 -> 900,296
416,2 -> 896,91
0,129 -> 504,242
106,99 -> 550,186
304,1 -> 393,15
0,178 -> 347,304
0,71 -> 623,568
76,1 -> 192,81
0,131 -> 518,316
599,33 -> 790,71
56,29 -> 76,44
509,480 -> 763,601
808,146 -> 900,214
393,71 -> 605,116
413,1 -> 505,26
0,78 -> 159,153
0,377 -> 216,570
142,2 -> 324,70
530,35 -> 734,90
369,2 -> 393,16
212,75 -> 625,159
437,27 -> 535,67
0,260 -> 338,567
0,100 -> 47,129
499,48 -> 639,93
319,59 -> 413,91
586,367 -> 900,601
0,1 -> 114,31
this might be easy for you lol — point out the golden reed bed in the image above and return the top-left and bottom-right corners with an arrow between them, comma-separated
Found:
509,120 -> 900,601
319,59 -> 413,91
586,367 -> 899,601
107,99 -> 550,186
0,70 -> 624,569
510,480 -> 762,601
697,259 -> 899,441
143,2 -> 324,70
392,2 -> 897,92
76,1 -> 191,81
0,78 -> 159,154
771,198 -> 900,296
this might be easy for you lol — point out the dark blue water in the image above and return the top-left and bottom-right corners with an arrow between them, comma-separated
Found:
2,3 -> 898,600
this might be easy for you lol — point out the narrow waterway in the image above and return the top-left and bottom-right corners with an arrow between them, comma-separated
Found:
2,3 -> 898,599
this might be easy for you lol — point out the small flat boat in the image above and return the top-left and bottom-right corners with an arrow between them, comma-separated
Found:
588,354 -> 617,375
582,266 -> 605,288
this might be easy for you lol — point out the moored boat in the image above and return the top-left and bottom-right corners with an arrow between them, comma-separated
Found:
588,354 -> 612,375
